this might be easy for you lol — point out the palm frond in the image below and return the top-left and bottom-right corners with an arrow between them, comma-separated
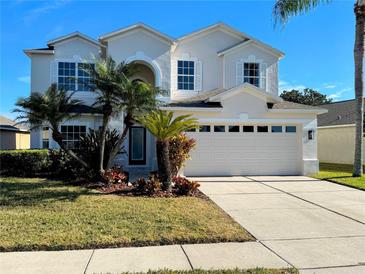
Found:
273,0 -> 331,26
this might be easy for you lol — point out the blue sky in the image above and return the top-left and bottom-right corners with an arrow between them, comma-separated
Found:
0,0 -> 357,119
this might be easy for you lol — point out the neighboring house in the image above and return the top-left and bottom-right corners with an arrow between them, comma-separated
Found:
318,99 -> 365,165
0,116 -> 30,150
24,22 -> 326,176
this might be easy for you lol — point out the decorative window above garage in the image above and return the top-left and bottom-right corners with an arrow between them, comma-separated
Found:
236,55 -> 267,91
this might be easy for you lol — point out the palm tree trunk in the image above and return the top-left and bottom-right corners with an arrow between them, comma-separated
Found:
51,129 -> 89,168
106,112 -> 134,169
353,2 -> 365,177
156,139 -> 172,192
99,114 -> 110,173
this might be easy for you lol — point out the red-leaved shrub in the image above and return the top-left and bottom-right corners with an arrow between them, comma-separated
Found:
173,176 -> 200,195
103,167 -> 127,184
169,134 -> 196,177
134,176 -> 161,195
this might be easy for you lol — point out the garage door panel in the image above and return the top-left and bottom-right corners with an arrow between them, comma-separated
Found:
184,130 -> 300,176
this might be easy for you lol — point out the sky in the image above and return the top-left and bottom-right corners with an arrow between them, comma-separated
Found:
0,0 -> 359,119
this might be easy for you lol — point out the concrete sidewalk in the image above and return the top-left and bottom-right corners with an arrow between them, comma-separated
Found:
0,242 -> 290,274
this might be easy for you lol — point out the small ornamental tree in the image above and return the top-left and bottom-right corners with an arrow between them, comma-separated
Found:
169,133 -> 196,177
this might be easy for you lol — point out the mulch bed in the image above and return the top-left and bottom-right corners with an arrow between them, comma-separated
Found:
73,179 -> 207,199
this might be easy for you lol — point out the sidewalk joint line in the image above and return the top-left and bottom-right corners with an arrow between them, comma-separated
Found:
258,240 -> 296,269
261,234 -> 365,242
180,245 -> 194,270
83,249 -> 95,274
249,178 -> 365,226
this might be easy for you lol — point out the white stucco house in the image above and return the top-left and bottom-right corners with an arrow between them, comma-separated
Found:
24,22 -> 326,176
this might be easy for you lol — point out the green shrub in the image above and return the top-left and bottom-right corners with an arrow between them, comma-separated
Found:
0,149 -> 51,177
0,149 -> 83,178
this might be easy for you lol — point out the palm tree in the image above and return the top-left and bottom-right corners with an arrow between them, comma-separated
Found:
138,110 -> 198,191
273,0 -> 365,176
14,84 -> 88,168
84,57 -> 135,173
106,79 -> 164,169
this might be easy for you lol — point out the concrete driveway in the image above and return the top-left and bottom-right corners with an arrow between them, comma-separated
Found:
193,176 -> 365,274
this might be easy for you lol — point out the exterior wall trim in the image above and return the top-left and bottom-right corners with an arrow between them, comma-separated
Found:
318,124 -> 355,129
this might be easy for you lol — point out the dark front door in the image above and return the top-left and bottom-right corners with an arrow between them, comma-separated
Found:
129,126 -> 146,165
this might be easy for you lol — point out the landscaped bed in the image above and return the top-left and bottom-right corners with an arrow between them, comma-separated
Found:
0,177 -> 252,252
311,163 -> 365,190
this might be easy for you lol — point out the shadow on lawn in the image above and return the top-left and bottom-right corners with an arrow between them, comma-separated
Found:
0,178 -> 99,206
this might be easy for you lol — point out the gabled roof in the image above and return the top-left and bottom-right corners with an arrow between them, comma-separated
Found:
47,31 -> 104,48
208,83 -> 283,103
99,23 -> 175,44
270,101 -> 327,114
218,39 -> 284,59
177,22 -> 284,58
318,99 -> 359,127
0,115 -> 29,131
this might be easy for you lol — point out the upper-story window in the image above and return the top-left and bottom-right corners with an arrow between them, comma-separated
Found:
58,62 -> 76,91
58,62 -> 95,92
244,63 -> 260,87
177,60 -> 194,90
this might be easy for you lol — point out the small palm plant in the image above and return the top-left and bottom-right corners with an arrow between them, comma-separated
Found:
106,79 -> 164,169
138,110 -> 198,191
14,84 -> 88,168
82,57 -> 136,174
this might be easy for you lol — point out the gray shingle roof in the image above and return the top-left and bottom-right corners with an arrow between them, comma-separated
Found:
272,101 -> 325,110
0,115 -> 29,131
318,99 -> 358,127
167,101 -> 222,108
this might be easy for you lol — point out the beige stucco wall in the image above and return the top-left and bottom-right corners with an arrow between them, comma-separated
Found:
318,125 -> 365,164
0,131 -> 30,150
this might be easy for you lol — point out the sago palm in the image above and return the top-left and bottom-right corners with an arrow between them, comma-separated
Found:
14,84 -> 88,168
138,110 -> 198,191
106,79 -> 163,169
273,0 -> 365,176
83,56 -> 136,173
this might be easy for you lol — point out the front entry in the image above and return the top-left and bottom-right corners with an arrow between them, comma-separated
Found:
129,127 -> 146,165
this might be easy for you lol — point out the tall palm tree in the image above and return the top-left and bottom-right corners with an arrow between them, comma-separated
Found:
273,0 -> 365,176
106,80 -> 164,169
14,84 -> 88,168
84,57 -> 135,173
138,110 -> 198,191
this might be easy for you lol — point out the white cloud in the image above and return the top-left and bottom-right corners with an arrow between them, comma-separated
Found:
328,87 -> 352,100
17,76 -> 30,84
23,0 -> 71,24
324,84 -> 336,89
279,79 -> 306,93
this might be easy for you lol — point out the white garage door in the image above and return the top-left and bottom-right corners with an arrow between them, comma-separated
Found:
184,125 -> 301,176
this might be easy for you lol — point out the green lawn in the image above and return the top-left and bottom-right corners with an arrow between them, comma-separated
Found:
0,177 -> 252,252
311,163 -> 365,190
120,269 -> 298,274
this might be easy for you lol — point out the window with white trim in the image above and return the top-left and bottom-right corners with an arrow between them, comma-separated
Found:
61,125 -> 86,149
58,62 -> 95,92
42,127 -> 49,149
244,63 -> 260,87
177,60 -> 194,90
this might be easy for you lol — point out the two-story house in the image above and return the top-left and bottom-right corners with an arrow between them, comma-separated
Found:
24,22 -> 326,176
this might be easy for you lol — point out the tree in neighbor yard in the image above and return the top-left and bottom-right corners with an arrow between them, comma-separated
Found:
14,84 -> 88,168
280,88 -> 332,106
273,0 -> 365,177
138,110 -> 198,191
